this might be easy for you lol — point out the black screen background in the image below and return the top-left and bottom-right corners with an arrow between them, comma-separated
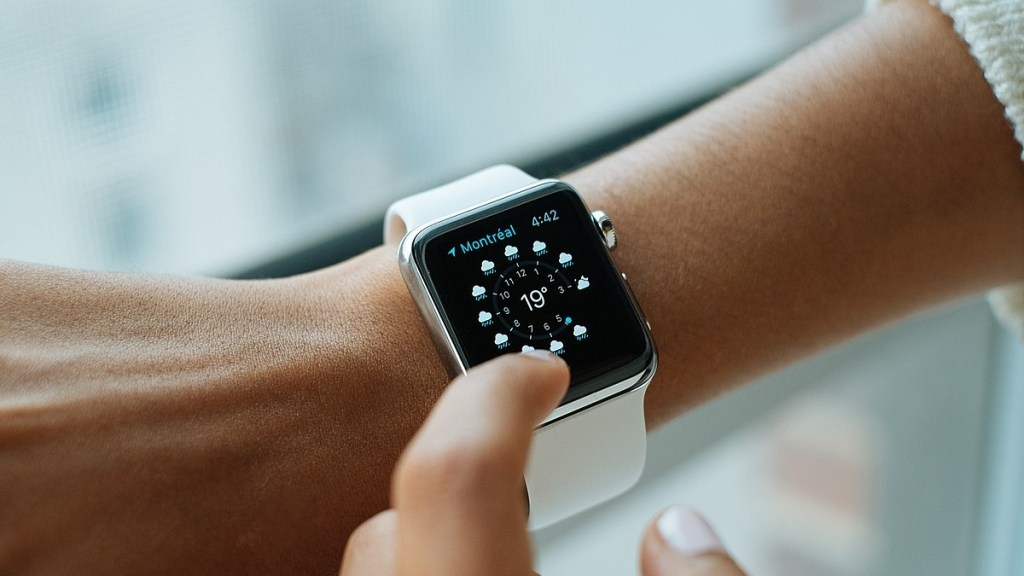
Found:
417,183 -> 652,405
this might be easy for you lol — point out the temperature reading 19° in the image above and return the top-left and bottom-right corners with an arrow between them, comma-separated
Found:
521,287 -> 546,311
493,260 -> 572,339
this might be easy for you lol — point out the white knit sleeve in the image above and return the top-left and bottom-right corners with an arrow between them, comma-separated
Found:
867,0 -> 1024,339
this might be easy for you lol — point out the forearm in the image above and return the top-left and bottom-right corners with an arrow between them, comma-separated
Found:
347,2 -> 1024,430
356,1 -> 1024,429
568,0 -> 1024,425
0,257 -> 443,574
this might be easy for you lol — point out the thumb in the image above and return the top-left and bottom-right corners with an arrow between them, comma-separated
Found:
640,506 -> 747,576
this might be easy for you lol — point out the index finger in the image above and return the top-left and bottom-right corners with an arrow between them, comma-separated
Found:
392,352 -> 569,576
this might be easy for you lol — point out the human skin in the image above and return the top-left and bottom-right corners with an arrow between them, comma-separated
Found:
338,353 -> 748,576
1,0 -> 1022,574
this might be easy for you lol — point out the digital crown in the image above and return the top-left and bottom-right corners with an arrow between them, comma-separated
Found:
591,210 -> 616,251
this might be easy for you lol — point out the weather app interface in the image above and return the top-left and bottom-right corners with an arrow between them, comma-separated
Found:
421,184 -> 651,403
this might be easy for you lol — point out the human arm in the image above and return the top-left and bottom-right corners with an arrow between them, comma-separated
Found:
2,0 -> 1022,574
335,0 -> 1024,426
571,0 -> 1024,424
364,0 -> 1024,431
0,255 -> 444,574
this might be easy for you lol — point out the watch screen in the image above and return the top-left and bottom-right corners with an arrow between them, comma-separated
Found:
415,181 -> 653,404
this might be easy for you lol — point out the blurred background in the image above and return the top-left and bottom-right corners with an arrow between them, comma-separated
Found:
1,0 -> 861,275
3,0 -> 1023,574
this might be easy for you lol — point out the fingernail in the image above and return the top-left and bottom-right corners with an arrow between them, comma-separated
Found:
656,506 -> 724,556
521,349 -> 561,363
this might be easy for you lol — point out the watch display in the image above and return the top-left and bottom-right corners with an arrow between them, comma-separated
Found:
415,181 -> 653,405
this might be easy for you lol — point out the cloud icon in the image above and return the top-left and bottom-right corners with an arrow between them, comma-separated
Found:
481,260 -> 495,272
521,345 -> 535,353
532,240 -> 547,253
573,325 -> 587,337
478,311 -> 493,324
504,245 -> 519,257
558,252 -> 573,265
494,333 -> 509,346
577,276 -> 590,290
472,285 -> 486,298
549,340 -> 564,352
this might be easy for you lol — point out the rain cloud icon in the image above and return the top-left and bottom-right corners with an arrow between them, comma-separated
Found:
521,345 -> 536,353
532,240 -> 547,254
472,285 -> 486,299
494,333 -> 510,347
577,276 -> 590,290
558,252 -> 573,266
504,245 -> 519,258
481,259 -> 495,273
478,311 -> 493,324
549,340 -> 564,353
573,325 -> 588,338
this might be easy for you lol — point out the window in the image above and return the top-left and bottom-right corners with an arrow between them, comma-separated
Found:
0,0 -> 860,275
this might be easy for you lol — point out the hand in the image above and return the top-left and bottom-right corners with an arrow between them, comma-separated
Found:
340,352 -> 747,576
641,506 -> 746,576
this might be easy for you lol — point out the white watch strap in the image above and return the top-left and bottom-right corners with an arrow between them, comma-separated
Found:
385,164 -> 649,530
526,383 -> 647,530
383,164 -> 537,244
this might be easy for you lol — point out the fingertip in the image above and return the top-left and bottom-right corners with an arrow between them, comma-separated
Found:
655,506 -> 724,556
396,353 -> 570,506
506,348 -> 569,377
520,348 -> 567,365
509,349 -> 571,408
478,351 -> 570,412
340,510 -> 398,576
641,506 -> 746,576
518,348 -> 570,382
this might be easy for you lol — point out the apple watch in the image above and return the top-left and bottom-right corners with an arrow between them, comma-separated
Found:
384,165 -> 657,529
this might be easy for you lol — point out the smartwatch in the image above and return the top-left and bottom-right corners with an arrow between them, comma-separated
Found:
384,165 -> 657,529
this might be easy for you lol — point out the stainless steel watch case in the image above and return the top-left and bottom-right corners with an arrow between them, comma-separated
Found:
397,178 -> 657,427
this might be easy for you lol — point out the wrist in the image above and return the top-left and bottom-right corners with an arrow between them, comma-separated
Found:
181,248 -> 450,571
284,245 -> 448,400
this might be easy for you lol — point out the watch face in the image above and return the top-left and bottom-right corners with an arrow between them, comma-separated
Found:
413,181 -> 654,405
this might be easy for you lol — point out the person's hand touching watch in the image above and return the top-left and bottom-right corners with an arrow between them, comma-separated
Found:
339,352 -> 747,576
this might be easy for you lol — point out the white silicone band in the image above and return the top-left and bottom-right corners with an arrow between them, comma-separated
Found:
525,383 -> 647,530
384,165 -> 537,243
385,165 -> 650,530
